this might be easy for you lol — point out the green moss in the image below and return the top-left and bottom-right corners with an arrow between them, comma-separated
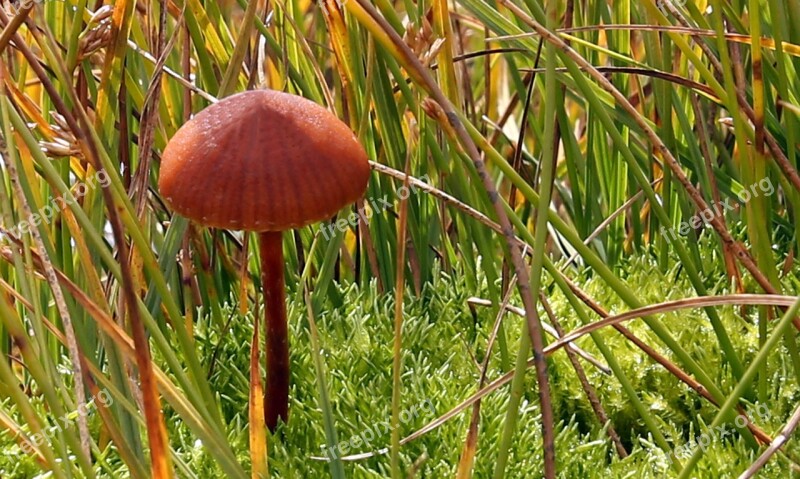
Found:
2,251 -> 798,478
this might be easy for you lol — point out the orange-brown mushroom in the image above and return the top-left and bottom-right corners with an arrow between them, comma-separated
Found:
159,89 -> 370,430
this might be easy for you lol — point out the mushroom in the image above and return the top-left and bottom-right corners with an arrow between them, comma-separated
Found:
158,89 -> 370,430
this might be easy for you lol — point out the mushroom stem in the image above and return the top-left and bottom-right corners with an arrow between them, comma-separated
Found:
259,230 -> 289,430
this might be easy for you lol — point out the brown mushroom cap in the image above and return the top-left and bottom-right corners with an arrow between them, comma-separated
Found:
158,90 -> 371,231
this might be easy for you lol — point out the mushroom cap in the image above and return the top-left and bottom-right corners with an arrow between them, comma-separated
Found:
158,90 -> 371,231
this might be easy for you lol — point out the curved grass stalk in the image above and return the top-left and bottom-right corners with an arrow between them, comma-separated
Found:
493,6 -> 559,475
344,1 -> 559,475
